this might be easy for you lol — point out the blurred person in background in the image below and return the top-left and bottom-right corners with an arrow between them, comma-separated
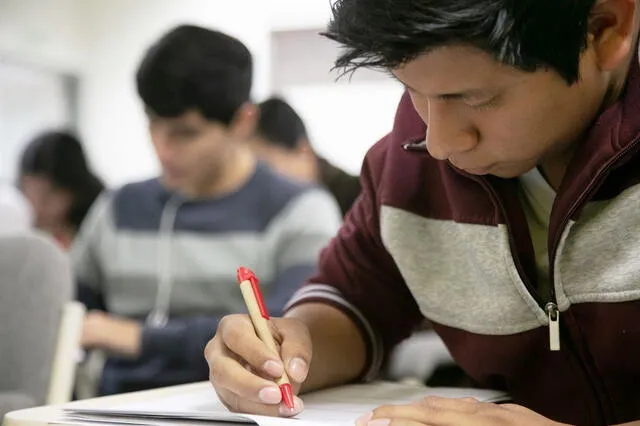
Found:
0,181 -> 33,236
73,25 -> 341,395
18,131 -> 104,249
251,97 -> 361,217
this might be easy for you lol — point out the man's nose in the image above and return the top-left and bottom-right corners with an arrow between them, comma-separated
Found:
423,103 -> 478,161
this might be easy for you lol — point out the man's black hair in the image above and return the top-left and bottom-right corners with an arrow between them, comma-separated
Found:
20,131 -> 104,230
324,0 -> 598,84
256,97 -> 308,150
136,24 -> 253,125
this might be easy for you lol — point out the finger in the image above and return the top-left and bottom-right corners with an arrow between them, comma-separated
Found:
410,397 -> 477,407
369,402 -> 471,426
277,319 -> 312,383
368,405 -> 435,424
356,409 -> 433,426
387,420 -> 430,426
214,386 -> 304,417
208,346 -> 285,405
268,320 -> 283,346
376,419 -> 428,426
417,396 -> 482,413
500,403 -> 536,414
219,315 -> 285,378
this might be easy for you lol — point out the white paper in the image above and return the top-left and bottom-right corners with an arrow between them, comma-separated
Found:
61,382 -> 509,426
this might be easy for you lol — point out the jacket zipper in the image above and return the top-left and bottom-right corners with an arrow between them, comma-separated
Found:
404,138 -> 640,352
477,135 -> 640,353
405,137 -> 640,425
547,137 -> 640,424
474,178 -> 542,301
476,176 -> 564,351
403,142 -> 544,305
545,138 -> 640,351
474,177 -> 564,352
548,139 -> 640,307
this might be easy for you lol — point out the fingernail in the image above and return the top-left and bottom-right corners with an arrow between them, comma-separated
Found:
258,386 -> 281,404
263,360 -> 284,377
279,396 -> 304,416
355,412 -> 372,426
368,420 -> 390,426
288,357 -> 308,383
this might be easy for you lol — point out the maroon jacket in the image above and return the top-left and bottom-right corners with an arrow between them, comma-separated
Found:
287,54 -> 640,425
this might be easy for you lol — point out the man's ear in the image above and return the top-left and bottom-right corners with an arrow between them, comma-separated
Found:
229,103 -> 259,139
588,0 -> 637,71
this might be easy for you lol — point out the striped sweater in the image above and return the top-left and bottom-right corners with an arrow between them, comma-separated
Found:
73,163 -> 341,395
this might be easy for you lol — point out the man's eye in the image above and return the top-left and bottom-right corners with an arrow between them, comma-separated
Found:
469,96 -> 500,111
174,129 -> 199,138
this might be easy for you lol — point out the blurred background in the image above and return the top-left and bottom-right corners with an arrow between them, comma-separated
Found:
0,3 -> 462,412
0,0 -> 403,186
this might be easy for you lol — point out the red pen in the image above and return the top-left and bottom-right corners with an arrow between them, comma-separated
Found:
236,266 -> 295,410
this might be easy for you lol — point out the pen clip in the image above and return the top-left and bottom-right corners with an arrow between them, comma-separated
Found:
237,266 -> 270,319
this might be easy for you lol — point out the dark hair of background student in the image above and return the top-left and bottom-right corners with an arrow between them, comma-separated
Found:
19,131 -> 104,244
253,97 -> 361,217
136,24 -> 253,123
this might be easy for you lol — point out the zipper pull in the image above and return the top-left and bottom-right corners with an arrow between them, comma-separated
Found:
545,302 -> 561,351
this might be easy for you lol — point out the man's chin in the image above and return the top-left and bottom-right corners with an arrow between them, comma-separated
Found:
160,175 -> 183,191
488,165 -> 537,179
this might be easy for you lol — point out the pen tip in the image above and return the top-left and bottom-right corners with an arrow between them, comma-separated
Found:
279,383 -> 295,410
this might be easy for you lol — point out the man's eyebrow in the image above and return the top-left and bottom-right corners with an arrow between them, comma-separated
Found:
389,73 -> 420,93
390,74 -> 493,100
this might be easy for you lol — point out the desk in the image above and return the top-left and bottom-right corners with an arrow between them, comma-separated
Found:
3,382 -> 210,426
4,381 -> 508,426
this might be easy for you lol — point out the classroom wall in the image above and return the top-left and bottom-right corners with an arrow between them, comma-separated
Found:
0,0 -> 82,181
0,63 -> 71,182
0,0 -> 85,72
267,0 -> 332,31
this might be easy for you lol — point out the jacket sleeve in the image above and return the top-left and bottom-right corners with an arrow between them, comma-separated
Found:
71,192 -> 111,312
139,315 -> 219,374
284,136 -> 424,381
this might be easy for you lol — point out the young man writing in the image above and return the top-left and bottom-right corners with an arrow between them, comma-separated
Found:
206,0 -> 640,424
73,25 -> 341,395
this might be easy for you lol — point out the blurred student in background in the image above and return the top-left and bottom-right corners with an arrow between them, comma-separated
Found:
251,97 -> 361,217
18,131 -> 104,249
0,181 -> 33,236
73,25 -> 341,395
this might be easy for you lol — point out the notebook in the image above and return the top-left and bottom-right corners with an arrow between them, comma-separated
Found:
58,381 -> 509,426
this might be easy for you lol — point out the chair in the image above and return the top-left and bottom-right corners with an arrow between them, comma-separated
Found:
0,233 -> 84,418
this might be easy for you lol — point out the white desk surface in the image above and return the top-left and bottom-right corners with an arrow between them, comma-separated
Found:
3,382 -> 211,426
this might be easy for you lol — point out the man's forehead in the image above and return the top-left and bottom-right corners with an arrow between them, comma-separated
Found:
391,45 -> 520,97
